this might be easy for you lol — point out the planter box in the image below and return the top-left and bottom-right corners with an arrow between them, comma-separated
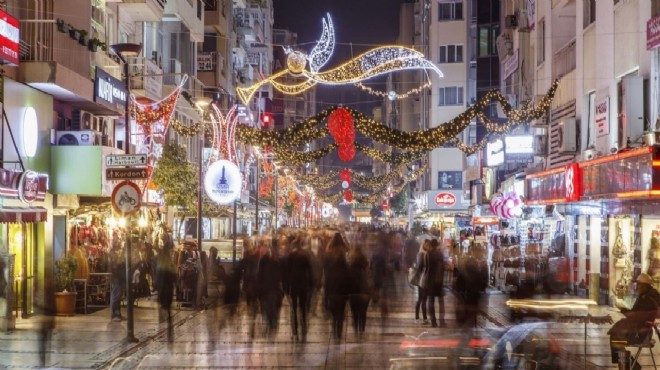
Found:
54,291 -> 76,316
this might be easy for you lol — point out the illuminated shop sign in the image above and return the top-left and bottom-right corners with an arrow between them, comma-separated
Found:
204,160 -> 242,205
94,68 -> 127,112
526,146 -> 659,204
0,9 -> 19,66
486,139 -> 504,167
505,135 -> 534,154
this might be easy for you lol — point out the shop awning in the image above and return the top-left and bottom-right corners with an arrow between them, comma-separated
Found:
0,207 -> 47,223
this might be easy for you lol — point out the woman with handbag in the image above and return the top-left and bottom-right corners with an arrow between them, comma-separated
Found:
412,240 -> 431,324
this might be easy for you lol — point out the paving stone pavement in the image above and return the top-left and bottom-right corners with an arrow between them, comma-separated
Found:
0,274 -> 650,369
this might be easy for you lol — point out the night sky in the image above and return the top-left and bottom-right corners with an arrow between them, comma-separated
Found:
272,0 -> 410,110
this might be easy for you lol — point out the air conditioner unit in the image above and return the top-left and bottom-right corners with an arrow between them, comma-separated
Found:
55,130 -> 99,146
558,118 -> 577,154
505,14 -> 518,29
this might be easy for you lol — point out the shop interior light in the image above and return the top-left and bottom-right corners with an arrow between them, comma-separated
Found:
118,217 -> 127,228
138,215 -> 148,228
106,217 -> 117,228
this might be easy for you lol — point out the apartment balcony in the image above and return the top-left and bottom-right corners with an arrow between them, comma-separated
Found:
197,51 -> 227,88
165,0 -> 204,42
552,39 -> 576,80
18,20 -> 120,115
126,57 -> 164,101
116,0 -> 165,22
50,142 -> 124,196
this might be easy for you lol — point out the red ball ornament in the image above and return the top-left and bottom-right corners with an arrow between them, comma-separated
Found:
328,108 -> 355,162
344,189 -> 353,202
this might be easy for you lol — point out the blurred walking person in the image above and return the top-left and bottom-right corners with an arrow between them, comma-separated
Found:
257,243 -> 284,338
240,238 -> 260,338
324,232 -> 350,342
155,244 -> 176,342
109,240 -> 126,322
414,240 -> 431,324
284,235 -> 314,342
347,244 -> 371,339
426,239 -> 447,328
371,232 -> 397,328
454,244 -> 489,327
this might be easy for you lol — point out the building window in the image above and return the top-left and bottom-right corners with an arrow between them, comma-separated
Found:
438,1 -> 463,21
537,19 -> 545,65
583,0 -> 596,28
478,25 -> 499,57
438,86 -> 464,106
439,44 -> 463,63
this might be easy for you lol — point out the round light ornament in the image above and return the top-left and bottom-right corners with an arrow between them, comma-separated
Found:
388,90 -> 397,101
204,160 -> 242,205
22,107 -> 38,158
287,51 -> 307,75
341,180 -> 349,189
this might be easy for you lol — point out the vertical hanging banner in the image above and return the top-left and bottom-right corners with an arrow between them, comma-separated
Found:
595,97 -> 609,137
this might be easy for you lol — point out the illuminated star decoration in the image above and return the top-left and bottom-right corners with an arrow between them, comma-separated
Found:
236,13 -> 443,104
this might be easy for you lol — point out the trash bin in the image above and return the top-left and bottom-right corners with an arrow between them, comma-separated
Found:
589,273 -> 600,302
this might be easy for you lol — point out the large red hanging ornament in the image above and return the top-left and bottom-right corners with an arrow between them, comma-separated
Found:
343,189 -> 353,202
328,108 -> 356,162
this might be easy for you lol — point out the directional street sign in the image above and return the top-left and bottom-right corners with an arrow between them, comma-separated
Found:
106,154 -> 148,167
106,168 -> 148,181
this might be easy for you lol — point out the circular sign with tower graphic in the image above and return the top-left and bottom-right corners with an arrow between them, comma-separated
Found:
204,160 -> 242,205
111,181 -> 142,215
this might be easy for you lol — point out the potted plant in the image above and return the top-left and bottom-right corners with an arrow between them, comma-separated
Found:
68,27 -> 80,41
56,19 -> 69,33
88,38 -> 98,52
54,254 -> 77,316
78,30 -> 88,46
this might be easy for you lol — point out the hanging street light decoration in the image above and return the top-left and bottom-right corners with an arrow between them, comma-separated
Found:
236,13 -> 443,104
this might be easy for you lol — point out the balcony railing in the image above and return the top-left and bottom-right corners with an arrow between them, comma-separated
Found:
552,39 -> 576,80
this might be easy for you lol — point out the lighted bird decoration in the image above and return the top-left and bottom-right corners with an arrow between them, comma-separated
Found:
236,13 -> 443,104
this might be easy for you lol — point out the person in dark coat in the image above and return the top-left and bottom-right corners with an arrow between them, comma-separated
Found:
323,232 -> 350,341
609,273 -> 660,368
155,245 -> 176,342
257,243 -> 284,338
284,235 -> 314,342
404,233 -> 420,271
109,241 -> 126,322
371,232 -> 397,327
414,240 -> 431,323
240,238 -> 260,338
426,239 -> 447,328
347,244 -> 371,339
454,244 -> 488,328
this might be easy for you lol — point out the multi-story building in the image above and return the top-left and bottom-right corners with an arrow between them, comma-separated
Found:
2,0 -> 208,322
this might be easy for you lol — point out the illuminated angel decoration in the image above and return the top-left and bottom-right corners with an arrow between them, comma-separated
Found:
236,13 -> 443,104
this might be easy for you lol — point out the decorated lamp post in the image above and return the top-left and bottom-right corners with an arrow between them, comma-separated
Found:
110,43 -> 142,344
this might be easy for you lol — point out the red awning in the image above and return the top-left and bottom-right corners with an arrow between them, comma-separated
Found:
0,207 -> 47,223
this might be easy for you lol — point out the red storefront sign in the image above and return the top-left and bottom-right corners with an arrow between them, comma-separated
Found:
648,14 -> 660,50
0,168 -> 48,203
0,9 -> 19,66
435,192 -> 456,207
526,146 -> 660,204
565,163 -> 581,202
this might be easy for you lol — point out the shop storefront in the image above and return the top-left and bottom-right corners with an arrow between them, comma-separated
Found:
526,145 -> 660,306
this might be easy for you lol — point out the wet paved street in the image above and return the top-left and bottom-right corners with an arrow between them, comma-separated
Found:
0,272 -> 650,369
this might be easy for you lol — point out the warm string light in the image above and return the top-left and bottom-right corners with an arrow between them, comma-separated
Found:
354,80 -> 433,100
234,79 -> 558,156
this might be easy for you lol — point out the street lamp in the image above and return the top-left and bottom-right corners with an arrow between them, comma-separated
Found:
109,42 -> 142,344
110,43 -> 142,156
194,97 -> 212,257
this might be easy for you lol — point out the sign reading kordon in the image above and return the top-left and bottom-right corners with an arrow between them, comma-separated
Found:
204,160 -> 242,205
